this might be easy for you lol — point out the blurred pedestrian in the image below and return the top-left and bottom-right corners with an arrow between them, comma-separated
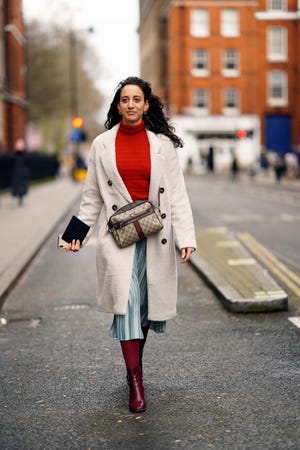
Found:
207,145 -> 214,172
260,150 -> 269,171
63,76 -> 196,413
230,151 -> 239,180
11,139 -> 29,206
273,155 -> 285,183
284,152 -> 298,179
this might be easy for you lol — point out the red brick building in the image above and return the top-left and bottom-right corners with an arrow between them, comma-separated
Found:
139,0 -> 300,169
0,0 -> 26,153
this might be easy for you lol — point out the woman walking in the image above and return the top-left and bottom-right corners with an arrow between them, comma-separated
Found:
65,77 -> 196,413
11,139 -> 29,206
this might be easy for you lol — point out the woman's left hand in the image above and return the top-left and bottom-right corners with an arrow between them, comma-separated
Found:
180,247 -> 195,263
64,239 -> 81,252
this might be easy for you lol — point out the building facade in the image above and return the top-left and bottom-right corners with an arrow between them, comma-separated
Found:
0,0 -> 26,153
139,0 -> 300,170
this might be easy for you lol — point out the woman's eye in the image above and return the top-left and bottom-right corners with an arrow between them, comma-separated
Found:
120,97 -> 142,104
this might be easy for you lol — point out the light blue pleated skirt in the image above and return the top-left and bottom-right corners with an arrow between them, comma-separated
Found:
109,239 -> 166,341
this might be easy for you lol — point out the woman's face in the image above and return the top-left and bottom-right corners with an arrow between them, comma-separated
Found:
118,84 -> 149,126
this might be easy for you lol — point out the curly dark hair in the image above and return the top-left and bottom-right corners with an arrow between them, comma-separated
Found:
104,76 -> 183,148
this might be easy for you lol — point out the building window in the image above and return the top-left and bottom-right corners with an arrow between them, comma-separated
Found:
268,0 -> 286,11
268,70 -> 288,106
222,49 -> 239,76
193,89 -> 209,109
221,9 -> 240,37
267,27 -> 287,61
223,88 -> 239,113
191,49 -> 209,76
190,9 -> 209,37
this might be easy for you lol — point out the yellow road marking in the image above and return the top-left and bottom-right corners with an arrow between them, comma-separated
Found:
237,232 -> 300,297
206,227 -> 228,234
227,258 -> 257,266
254,290 -> 286,298
216,240 -> 240,247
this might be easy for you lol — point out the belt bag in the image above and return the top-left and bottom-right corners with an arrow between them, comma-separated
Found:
107,200 -> 164,249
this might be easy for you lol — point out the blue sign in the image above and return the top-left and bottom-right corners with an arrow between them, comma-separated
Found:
70,129 -> 82,142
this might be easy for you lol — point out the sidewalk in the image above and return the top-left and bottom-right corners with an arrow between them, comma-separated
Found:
0,178 -> 82,306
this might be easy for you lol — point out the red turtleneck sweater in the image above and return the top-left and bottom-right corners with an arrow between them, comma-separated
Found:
116,121 -> 150,201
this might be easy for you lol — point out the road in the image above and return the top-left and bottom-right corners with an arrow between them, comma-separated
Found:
0,176 -> 299,449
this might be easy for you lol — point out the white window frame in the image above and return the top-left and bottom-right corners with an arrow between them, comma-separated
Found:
221,9 -> 240,37
191,49 -> 209,77
222,49 -> 239,77
190,9 -> 209,37
267,0 -> 287,11
267,27 -> 288,61
193,88 -> 210,112
267,70 -> 288,106
223,88 -> 239,114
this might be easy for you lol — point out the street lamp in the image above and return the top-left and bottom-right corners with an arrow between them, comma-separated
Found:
68,27 -> 94,119
68,27 -> 93,178
3,24 -> 27,151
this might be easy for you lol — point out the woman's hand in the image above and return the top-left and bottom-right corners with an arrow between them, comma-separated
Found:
65,239 -> 81,252
180,247 -> 195,263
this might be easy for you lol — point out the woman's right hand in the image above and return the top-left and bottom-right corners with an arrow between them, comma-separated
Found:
65,239 -> 81,252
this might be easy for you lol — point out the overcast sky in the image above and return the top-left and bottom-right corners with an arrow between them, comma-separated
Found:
23,0 -> 140,115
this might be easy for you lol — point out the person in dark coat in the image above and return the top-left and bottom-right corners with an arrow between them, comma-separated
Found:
11,139 -> 30,206
273,154 -> 285,183
230,151 -> 239,180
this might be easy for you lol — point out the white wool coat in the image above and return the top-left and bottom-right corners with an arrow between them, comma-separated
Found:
78,124 -> 197,321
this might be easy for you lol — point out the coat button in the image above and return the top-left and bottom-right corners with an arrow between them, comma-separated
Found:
161,213 -> 166,219
159,187 -> 165,193
161,238 -> 167,244
112,205 -> 118,211
107,180 -> 113,186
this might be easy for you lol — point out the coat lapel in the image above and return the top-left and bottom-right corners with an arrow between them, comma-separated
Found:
101,125 -> 132,202
147,130 -> 165,205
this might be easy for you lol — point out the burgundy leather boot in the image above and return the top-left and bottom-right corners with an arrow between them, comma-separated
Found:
127,366 -> 146,413
126,338 -> 145,383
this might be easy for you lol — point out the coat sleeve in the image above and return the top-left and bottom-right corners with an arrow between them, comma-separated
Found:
164,138 -> 197,250
77,139 -> 104,243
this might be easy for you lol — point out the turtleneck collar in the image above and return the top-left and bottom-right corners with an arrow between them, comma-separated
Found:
119,120 -> 145,135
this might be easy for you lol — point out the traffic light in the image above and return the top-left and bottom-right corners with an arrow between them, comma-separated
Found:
236,129 -> 254,139
70,116 -> 86,142
237,129 -> 247,139
72,116 -> 84,128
